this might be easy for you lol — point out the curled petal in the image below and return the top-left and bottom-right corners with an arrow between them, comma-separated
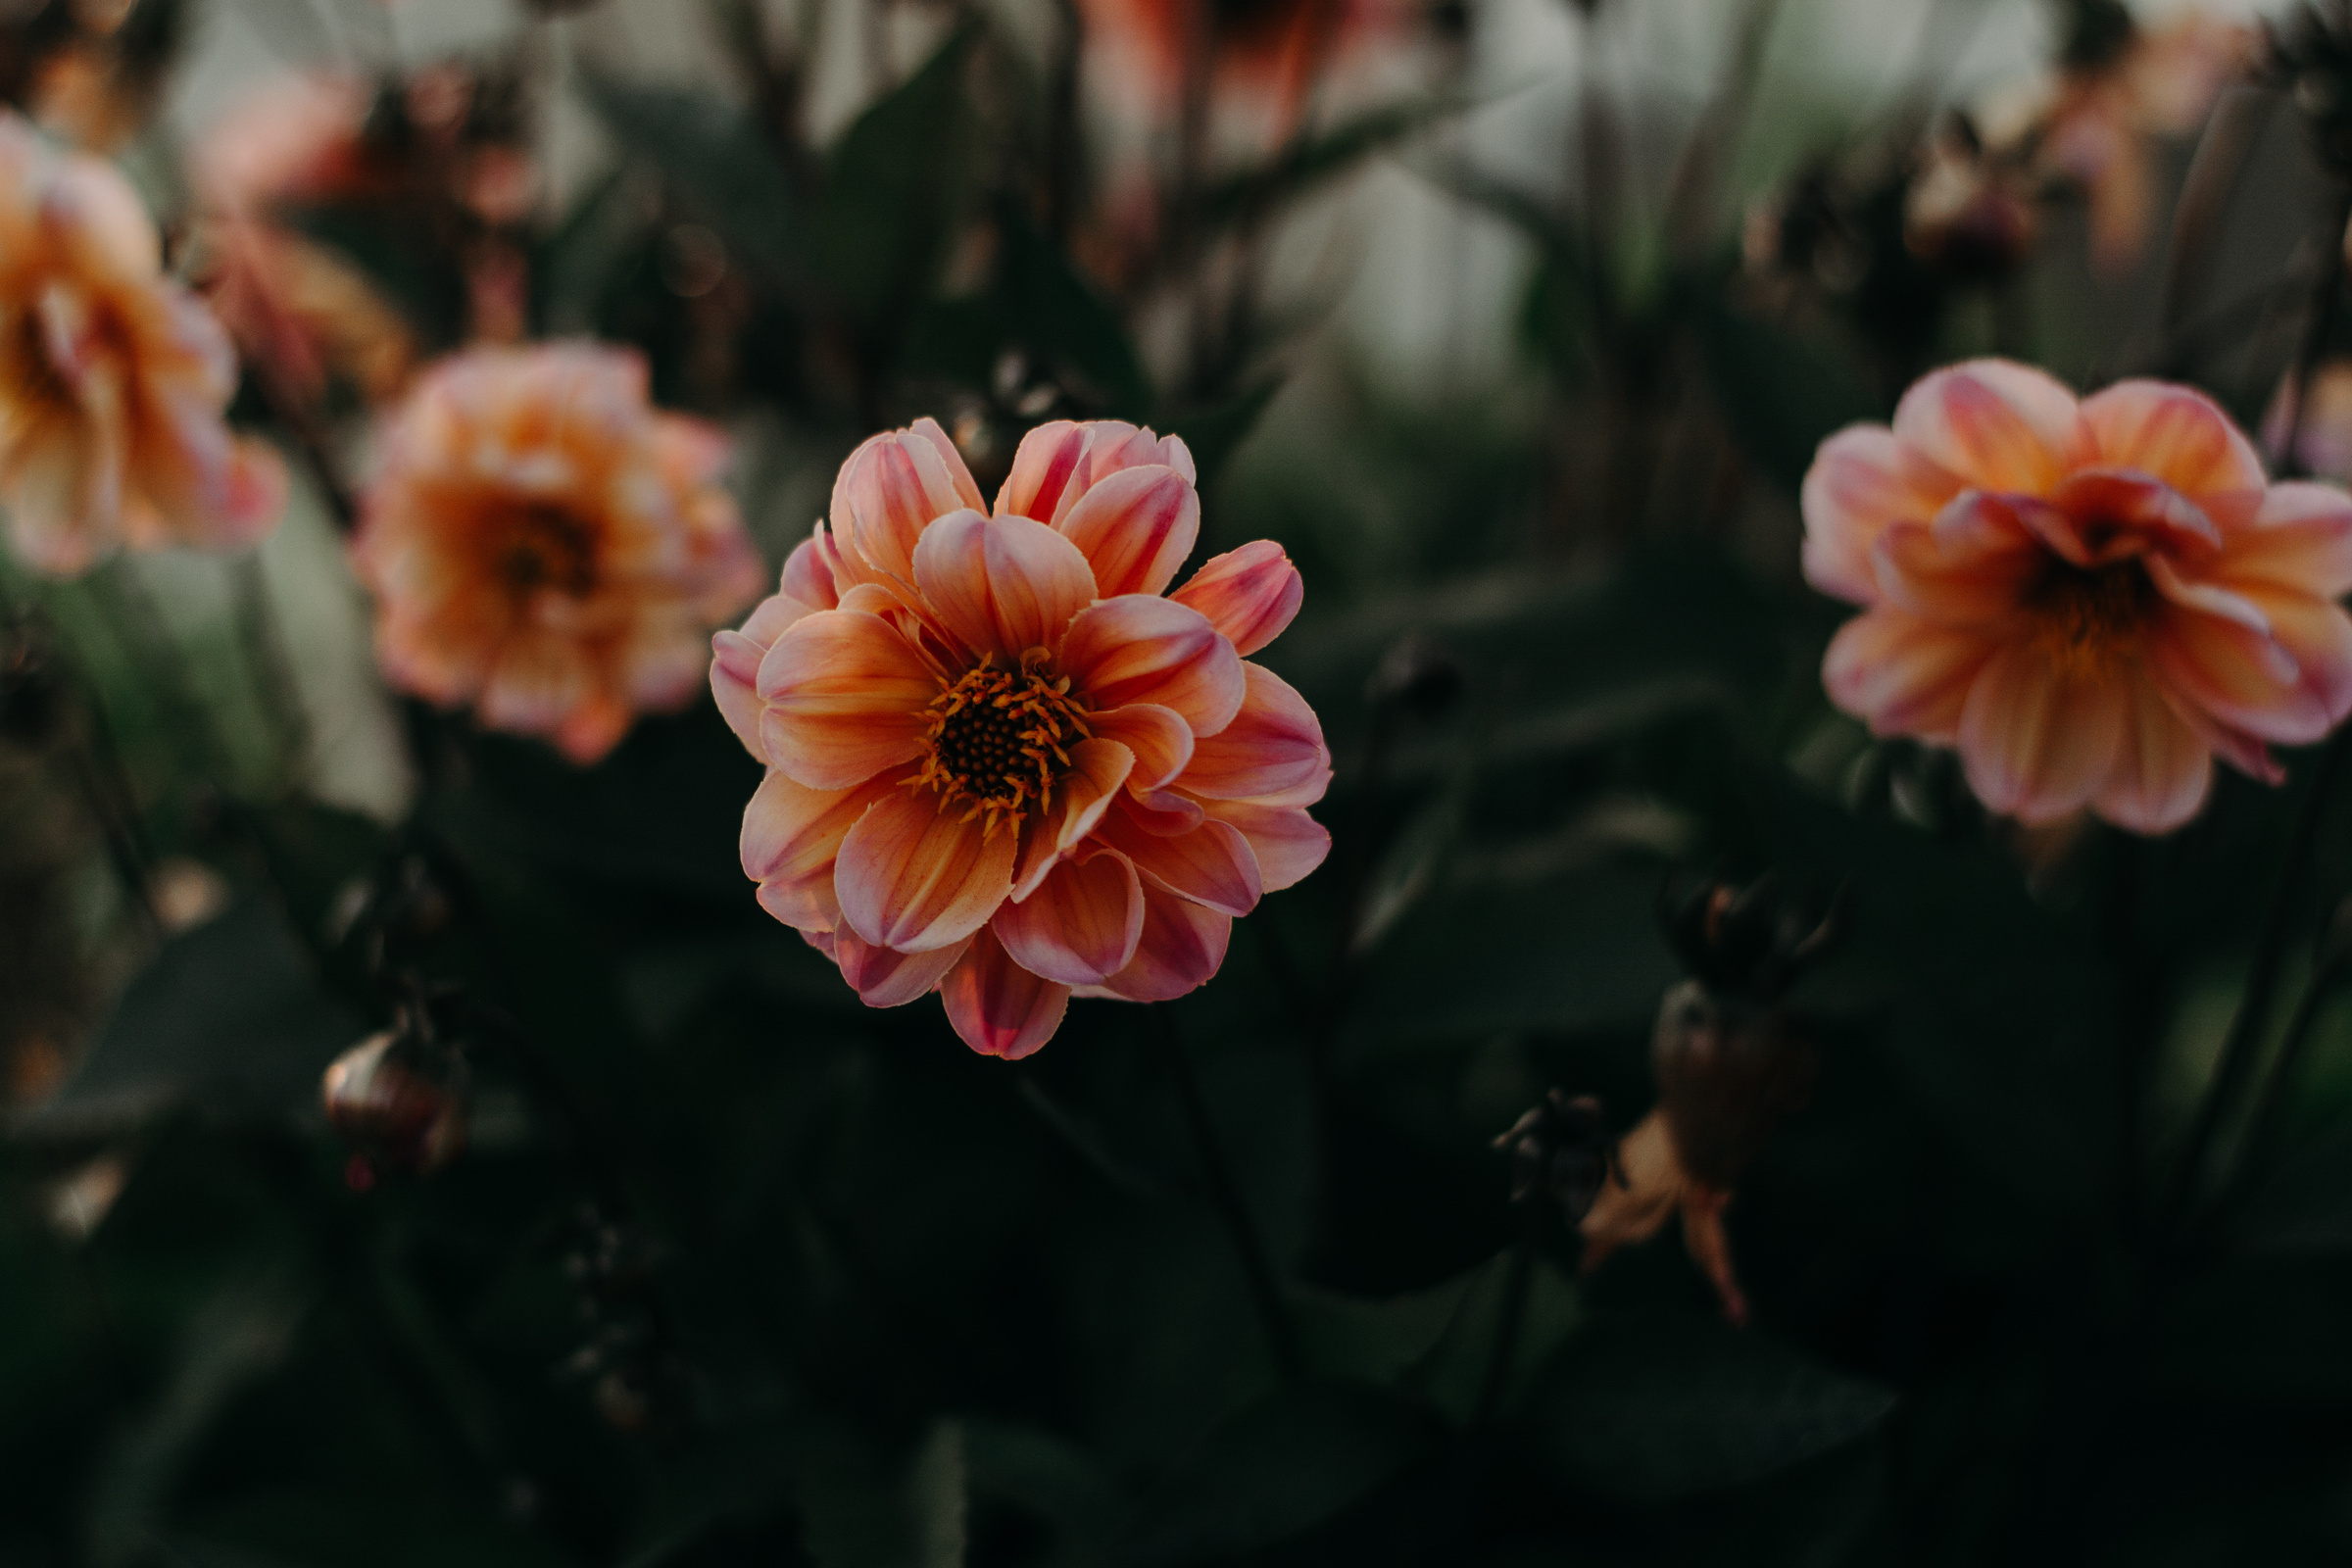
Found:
743,769 -> 900,932
998,418 -> 1196,526
710,629 -> 768,759
1011,737 -> 1135,901
1197,798 -> 1329,892
1871,505 -> 2043,625
1123,789 -> 1205,835
1891,360 -> 2086,496
2219,482 -> 2352,597
2080,379 -> 2267,504
830,417 -> 985,582
835,788 -> 1017,952
756,610 -> 937,789
2094,675 -> 2214,834
1957,643 -> 2128,823
1177,662 -> 1328,801
993,848 -> 1144,985
2224,584 -> 2352,737
1088,703 -> 1194,792
1098,805 -> 1261,916
1822,609 -> 1991,744
911,509 -> 1099,661
997,420 -> 1091,524
1171,541 -> 1303,656
940,928 -> 1071,1058
1056,464 -> 1200,598
1058,595 -> 1246,737
1801,425 -> 1965,603
2038,469 -> 2221,562
1091,876 -> 1232,1003
781,526 -> 848,611
2149,602 -> 2326,744
831,925 -> 971,1006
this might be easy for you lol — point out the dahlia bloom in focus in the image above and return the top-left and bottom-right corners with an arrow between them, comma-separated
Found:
1805,359 -> 2352,833
352,343 -> 764,762
713,417 -> 1329,1058
0,112 -> 285,577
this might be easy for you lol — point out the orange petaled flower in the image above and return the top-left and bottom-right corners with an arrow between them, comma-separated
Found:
0,112 -> 285,578
1080,0 -> 1403,128
712,417 -> 1329,1058
352,343 -> 765,763
1805,359 -> 2352,834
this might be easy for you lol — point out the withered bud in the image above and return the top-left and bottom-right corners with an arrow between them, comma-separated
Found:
1659,872 -> 1846,1004
1365,632 -> 1466,720
1494,1089 -> 1616,1222
321,1028 -> 467,1175
1650,979 -> 1815,1192
333,851 -> 460,977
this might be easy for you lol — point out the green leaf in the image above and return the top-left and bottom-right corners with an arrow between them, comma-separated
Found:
1345,864 -> 1680,1053
182,1484 -> 578,1568
581,78 -> 808,288
1529,1313 -> 1896,1500
16,901 -> 360,1139
998,210 -> 1151,414
961,1418 -> 1127,1549
1115,1386 -> 1435,1565
1199,93 -> 1481,236
820,29 -> 977,319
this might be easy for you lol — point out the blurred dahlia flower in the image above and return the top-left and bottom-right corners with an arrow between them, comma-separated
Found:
1805,359 -> 2352,834
0,112 -> 285,577
713,417 -> 1329,1059
1080,0 -> 1407,137
191,73 -> 414,408
351,343 -> 764,763
1994,11 -> 2254,273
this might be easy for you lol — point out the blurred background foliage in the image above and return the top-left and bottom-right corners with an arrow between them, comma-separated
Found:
7,0 -> 2352,1563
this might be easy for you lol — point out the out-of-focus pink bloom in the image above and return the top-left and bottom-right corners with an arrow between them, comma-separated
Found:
352,343 -> 765,763
0,113 -> 285,577
713,417 -> 1329,1059
191,74 -> 415,407
1804,359 -> 2352,833
2030,14 -> 2255,273
2262,359 -> 2352,483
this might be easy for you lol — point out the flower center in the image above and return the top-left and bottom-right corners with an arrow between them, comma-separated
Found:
4,306 -> 74,417
908,655 -> 1094,838
498,503 -> 600,596
2030,555 -> 2154,660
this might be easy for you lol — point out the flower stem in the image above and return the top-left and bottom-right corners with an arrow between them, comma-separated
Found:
229,553 -> 310,787
1471,1213 -> 1539,1425
1151,1004 -> 1303,1382
2157,726 -> 2352,1236
2196,952 -> 2352,1242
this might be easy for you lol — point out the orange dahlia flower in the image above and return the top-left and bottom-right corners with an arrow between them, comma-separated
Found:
1805,359 -> 2352,833
0,111 -> 285,578
712,417 -> 1329,1058
352,343 -> 765,763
